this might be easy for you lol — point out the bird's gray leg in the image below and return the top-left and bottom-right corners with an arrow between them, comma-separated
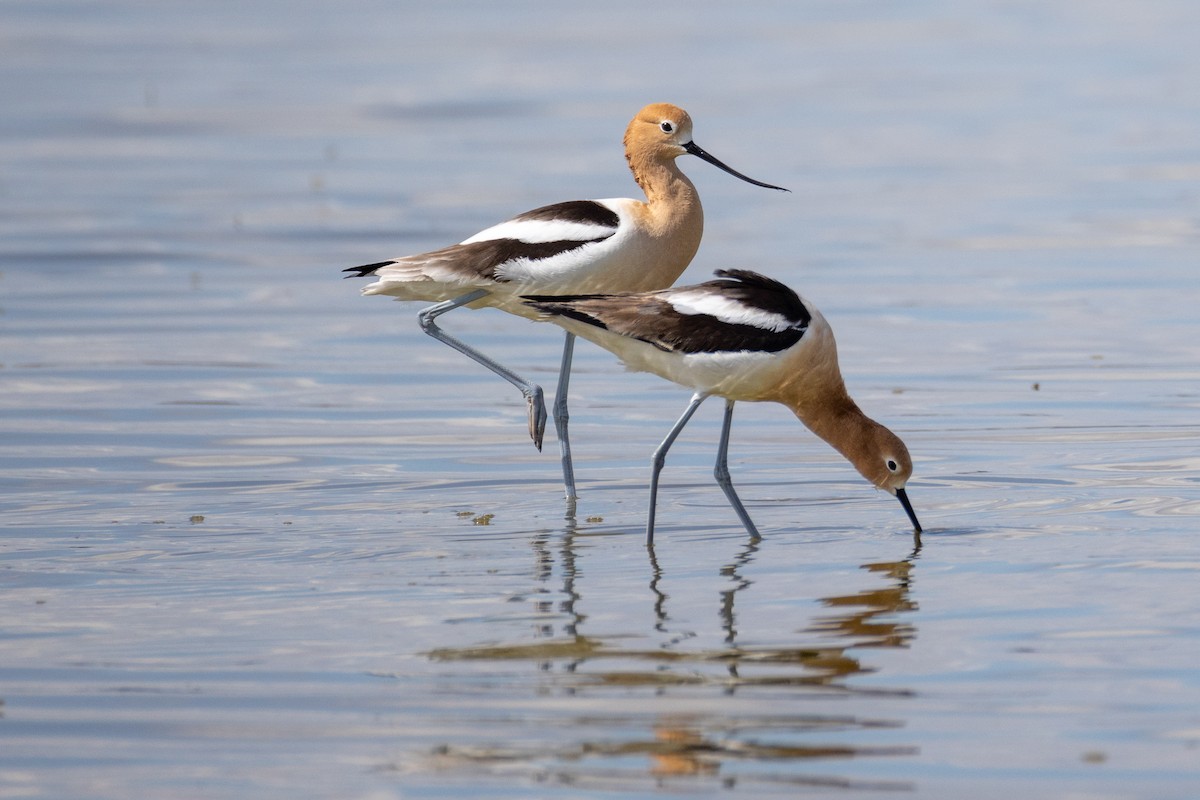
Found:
417,290 -> 547,450
646,393 -> 707,545
553,331 -> 578,502
714,400 -> 761,539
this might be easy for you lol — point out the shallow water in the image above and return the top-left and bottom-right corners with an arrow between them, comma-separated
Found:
2,1 -> 1200,798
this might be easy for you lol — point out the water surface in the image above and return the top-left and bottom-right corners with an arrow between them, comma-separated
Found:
2,1 -> 1199,798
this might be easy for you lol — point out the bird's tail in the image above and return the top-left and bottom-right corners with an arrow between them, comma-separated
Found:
342,261 -> 396,279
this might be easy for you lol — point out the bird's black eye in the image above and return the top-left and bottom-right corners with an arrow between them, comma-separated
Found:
887,459 -> 898,472
660,121 -> 674,133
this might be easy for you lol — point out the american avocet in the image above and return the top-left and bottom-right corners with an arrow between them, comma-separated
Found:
343,103 -> 787,501
523,269 -> 921,542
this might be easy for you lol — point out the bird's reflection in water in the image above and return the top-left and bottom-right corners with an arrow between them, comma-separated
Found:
426,528 -> 922,791
807,536 -> 921,649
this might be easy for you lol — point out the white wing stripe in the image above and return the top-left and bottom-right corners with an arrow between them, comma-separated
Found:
462,218 -> 616,245
667,291 -> 796,332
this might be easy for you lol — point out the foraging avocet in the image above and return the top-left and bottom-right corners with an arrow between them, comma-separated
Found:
343,103 -> 787,501
523,269 -> 921,541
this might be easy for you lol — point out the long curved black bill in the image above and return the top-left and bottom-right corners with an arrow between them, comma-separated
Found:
683,141 -> 789,192
896,488 -> 922,533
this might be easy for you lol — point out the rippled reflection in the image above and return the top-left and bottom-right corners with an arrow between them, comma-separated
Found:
426,530 -> 923,789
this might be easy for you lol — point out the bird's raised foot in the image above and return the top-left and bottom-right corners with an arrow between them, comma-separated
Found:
526,386 -> 547,451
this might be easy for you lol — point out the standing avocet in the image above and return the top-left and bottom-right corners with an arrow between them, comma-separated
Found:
523,269 -> 922,541
343,103 -> 787,502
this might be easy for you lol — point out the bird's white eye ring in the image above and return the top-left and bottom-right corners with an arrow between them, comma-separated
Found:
887,459 -> 898,472
660,121 -> 674,133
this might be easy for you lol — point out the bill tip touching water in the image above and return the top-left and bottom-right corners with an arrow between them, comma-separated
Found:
340,102 -> 789,502
524,269 -> 921,540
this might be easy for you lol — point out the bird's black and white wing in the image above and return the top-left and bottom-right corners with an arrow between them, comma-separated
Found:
343,200 -> 621,290
526,269 -> 811,354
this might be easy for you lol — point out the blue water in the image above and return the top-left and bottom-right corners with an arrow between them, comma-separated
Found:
2,1 -> 1199,798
